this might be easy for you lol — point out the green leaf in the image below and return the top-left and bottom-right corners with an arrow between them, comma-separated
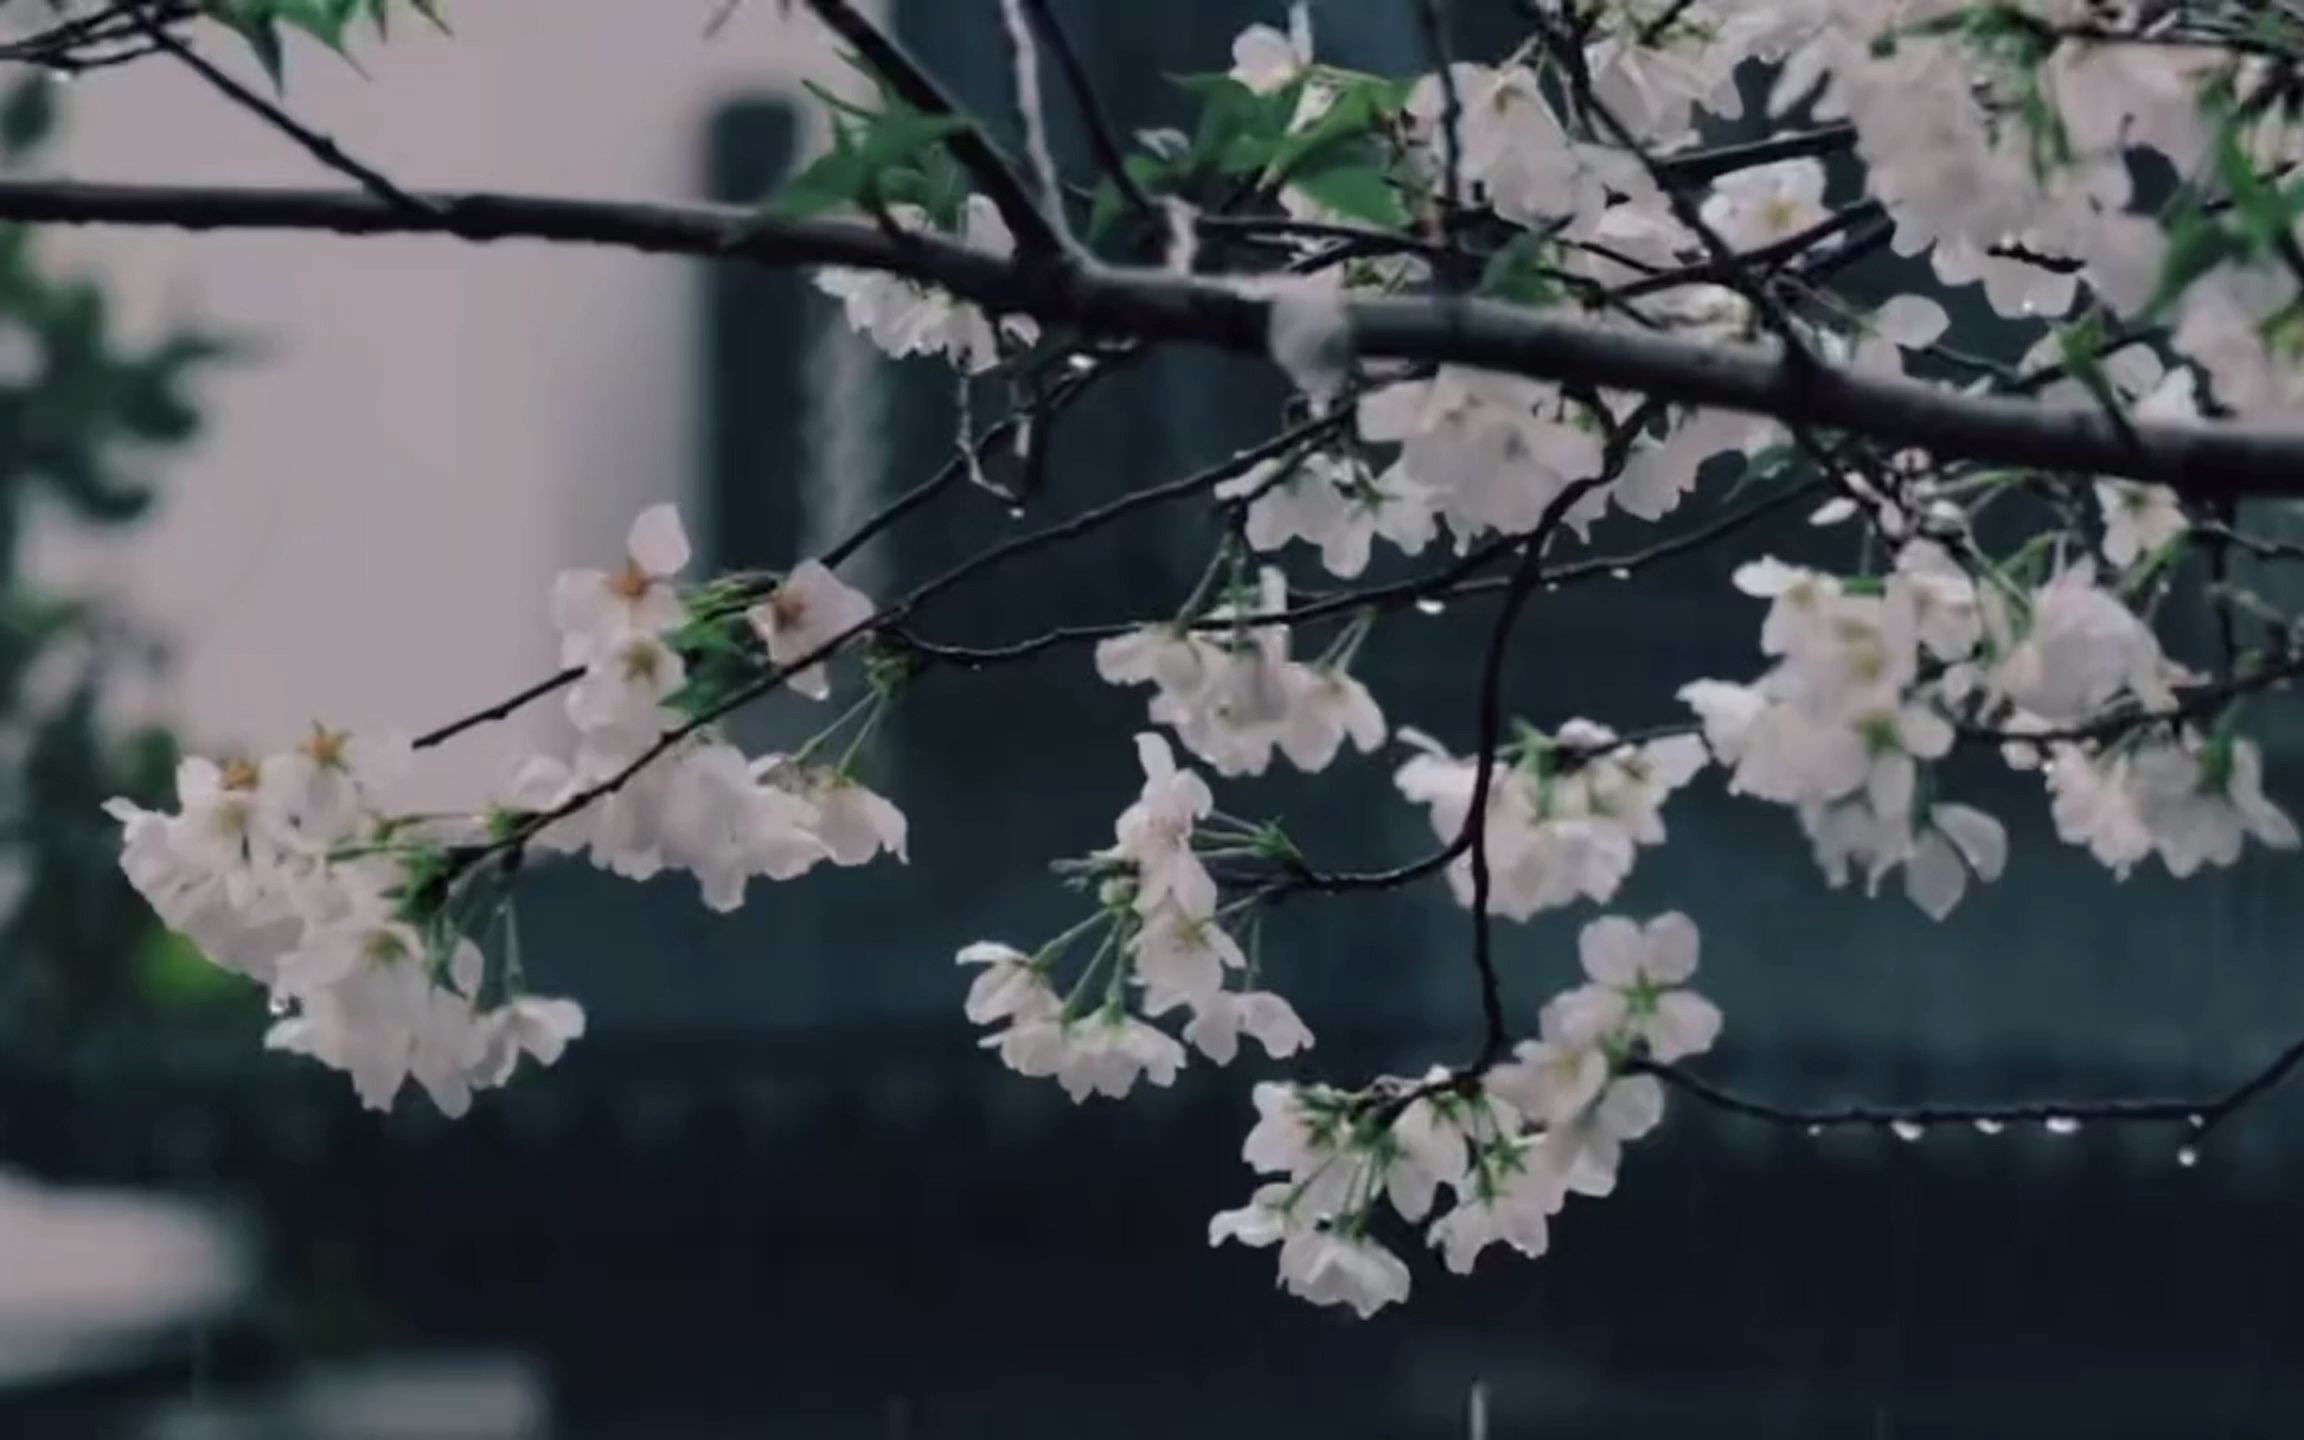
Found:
1086,154 -> 1172,245
2143,207 -> 2236,321
1285,147 -> 1407,227
1479,232 -> 1558,308
271,0 -> 365,52
203,1 -> 289,87
764,106 -> 967,220
769,127 -> 869,220
1178,73 -> 1295,179
1267,82 -> 1382,185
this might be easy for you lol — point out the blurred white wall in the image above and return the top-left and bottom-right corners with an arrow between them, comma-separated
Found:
26,0 -> 867,801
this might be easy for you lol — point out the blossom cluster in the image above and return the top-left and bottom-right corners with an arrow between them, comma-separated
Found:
960,734 -> 1312,1102
110,505 -> 909,1112
1210,913 -> 1719,1317
101,0 -> 2304,1321
1094,568 -> 1387,778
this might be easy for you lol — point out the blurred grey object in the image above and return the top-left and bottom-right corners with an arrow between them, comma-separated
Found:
0,1168 -> 246,1389
142,1354 -> 551,1440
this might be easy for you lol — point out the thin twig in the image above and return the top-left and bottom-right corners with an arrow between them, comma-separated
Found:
1637,1024 -> 2304,1145
411,346 -> 1131,751
131,3 -> 439,219
449,412 -> 1350,871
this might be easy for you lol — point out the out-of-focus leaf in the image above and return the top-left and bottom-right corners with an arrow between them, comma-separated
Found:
0,76 -> 57,159
138,928 -> 243,1007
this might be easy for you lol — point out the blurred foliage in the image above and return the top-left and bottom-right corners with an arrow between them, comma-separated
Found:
0,73 -> 246,1063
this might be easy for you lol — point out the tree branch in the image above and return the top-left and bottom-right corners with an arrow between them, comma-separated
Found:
0,179 -> 2298,499
1636,1024 -> 2304,1147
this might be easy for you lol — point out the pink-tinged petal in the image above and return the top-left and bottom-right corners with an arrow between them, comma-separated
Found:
1578,914 -> 1646,986
1641,911 -> 1700,984
1645,990 -> 1722,1063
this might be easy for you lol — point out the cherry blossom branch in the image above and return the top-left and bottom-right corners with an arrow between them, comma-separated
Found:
0,179 -> 2300,498
1965,650 -> 2304,750
441,411 -> 1351,874
887,470 -> 1820,801
410,665 -> 580,753
796,0 -> 1063,257
1635,1025 -> 2304,1147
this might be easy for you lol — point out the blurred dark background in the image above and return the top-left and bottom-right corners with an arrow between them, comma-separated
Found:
6,3 -> 2304,1436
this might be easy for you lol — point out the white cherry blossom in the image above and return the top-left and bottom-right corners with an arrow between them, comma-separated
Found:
745,560 -> 876,702
2129,735 -> 2300,878
1179,988 -> 1313,1066
1108,732 -> 1219,918
1700,158 -> 1828,250
2095,481 -> 2187,570
549,503 -> 691,666
1542,912 -> 1722,1063
1276,1229 -> 1411,1318
957,941 -> 1055,1027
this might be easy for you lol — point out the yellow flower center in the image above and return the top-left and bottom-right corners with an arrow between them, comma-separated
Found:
362,929 -> 409,966
299,724 -> 348,769
619,640 -> 663,683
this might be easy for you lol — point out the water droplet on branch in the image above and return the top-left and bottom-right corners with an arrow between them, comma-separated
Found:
1889,1119 -> 1924,1143
2043,1115 -> 2080,1136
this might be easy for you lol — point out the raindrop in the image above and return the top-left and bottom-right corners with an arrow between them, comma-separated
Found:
267,993 -> 295,1018
2186,1112 -> 2206,1130
1414,598 -> 1446,616
1608,567 -> 1631,581
2176,1145 -> 2200,1168
1541,582 -> 1560,593
1067,354 -> 1097,374
1803,1123 -> 1824,1138
2043,1115 -> 2080,1136
1007,506 -> 1026,520
1973,1118 -> 2005,1135
1889,1119 -> 1924,1143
